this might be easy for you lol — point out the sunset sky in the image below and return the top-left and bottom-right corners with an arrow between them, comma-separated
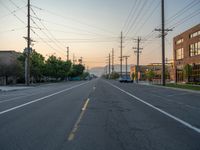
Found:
0,0 -> 200,69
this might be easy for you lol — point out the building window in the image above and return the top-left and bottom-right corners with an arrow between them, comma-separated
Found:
176,48 -> 184,60
189,30 -> 200,38
190,42 -> 200,56
176,38 -> 183,45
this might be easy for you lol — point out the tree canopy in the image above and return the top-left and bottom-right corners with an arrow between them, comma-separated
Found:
15,51 -> 84,83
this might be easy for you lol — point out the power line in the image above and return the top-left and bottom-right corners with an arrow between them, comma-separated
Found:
130,0 -> 156,36
30,7 -> 66,50
29,16 -> 67,55
30,28 -> 65,56
39,29 -> 114,37
123,0 -> 141,35
0,1 -> 26,24
33,17 -> 112,37
122,0 -> 138,30
168,9 -> 200,29
165,0 -> 200,26
0,0 -> 65,58
8,0 -> 24,10
35,39 -> 118,43
142,0 -> 199,48
134,1 -> 160,36
0,27 -> 26,34
30,4 -> 117,36
0,5 -> 26,20
125,0 -> 146,37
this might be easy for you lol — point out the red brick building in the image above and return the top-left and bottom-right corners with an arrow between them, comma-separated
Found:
173,24 -> 200,83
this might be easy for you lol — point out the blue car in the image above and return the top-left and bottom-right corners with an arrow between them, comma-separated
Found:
118,77 -> 133,83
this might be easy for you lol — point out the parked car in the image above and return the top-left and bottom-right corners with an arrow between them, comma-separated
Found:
118,77 -> 133,83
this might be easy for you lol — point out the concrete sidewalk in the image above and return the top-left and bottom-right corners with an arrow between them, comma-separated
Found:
0,86 -> 33,92
137,81 -> 200,94
0,81 -> 70,92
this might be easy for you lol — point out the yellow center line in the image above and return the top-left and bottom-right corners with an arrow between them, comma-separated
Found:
82,98 -> 90,111
68,98 -> 90,141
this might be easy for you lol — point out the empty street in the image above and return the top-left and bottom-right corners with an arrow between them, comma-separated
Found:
0,79 -> 200,150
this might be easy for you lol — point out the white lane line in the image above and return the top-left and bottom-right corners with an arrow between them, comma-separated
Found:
0,82 -> 89,115
0,95 -> 32,104
68,98 -> 90,141
105,81 -> 200,134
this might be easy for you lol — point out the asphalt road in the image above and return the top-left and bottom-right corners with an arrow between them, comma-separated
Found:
0,78 -> 200,150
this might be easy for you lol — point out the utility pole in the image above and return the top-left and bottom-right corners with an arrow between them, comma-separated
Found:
78,57 -> 83,64
133,37 -> 143,83
25,0 -> 31,85
108,53 -> 111,78
123,56 -> 130,79
66,46 -> 69,61
112,48 -> 114,73
120,32 -> 123,77
73,54 -> 76,64
155,0 -> 172,86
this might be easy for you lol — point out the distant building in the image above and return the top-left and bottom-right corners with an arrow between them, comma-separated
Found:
0,50 -> 20,64
173,24 -> 200,82
130,63 -> 174,83
130,65 -> 148,80
0,50 -> 21,85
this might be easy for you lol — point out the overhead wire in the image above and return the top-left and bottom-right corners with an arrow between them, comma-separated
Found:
30,16 -> 66,55
124,0 -> 146,37
30,7 -> 66,50
168,8 -> 200,29
0,5 -> 26,20
123,0 -> 158,56
30,4 -> 117,36
165,0 -> 200,26
31,16 -> 115,38
122,0 -> 138,31
1,0 -> 67,57
130,0 -> 155,36
30,28 -> 66,56
134,0 -> 160,36
0,27 -> 26,34
0,1 -> 26,24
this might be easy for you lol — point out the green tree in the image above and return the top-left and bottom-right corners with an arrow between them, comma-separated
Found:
146,70 -> 155,81
44,55 -> 58,79
57,60 -> 71,79
81,72 -> 90,80
69,64 -> 85,77
131,72 -> 135,80
183,64 -> 192,82
30,50 -> 45,82
44,55 -> 72,80
110,72 -> 120,79
165,67 -> 170,79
